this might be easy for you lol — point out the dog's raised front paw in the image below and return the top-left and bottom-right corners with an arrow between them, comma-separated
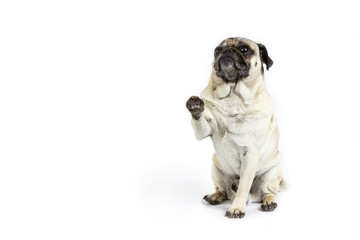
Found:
186,96 -> 204,120
225,208 -> 245,219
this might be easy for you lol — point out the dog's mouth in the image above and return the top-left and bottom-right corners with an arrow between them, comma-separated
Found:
214,50 -> 249,82
218,57 -> 239,82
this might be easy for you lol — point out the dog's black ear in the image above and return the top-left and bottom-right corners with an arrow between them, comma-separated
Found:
257,43 -> 273,70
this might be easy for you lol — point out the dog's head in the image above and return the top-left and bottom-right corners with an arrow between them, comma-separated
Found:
213,37 -> 273,82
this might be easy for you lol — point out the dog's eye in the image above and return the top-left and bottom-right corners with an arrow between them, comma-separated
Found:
214,47 -> 222,57
240,46 -> 248,53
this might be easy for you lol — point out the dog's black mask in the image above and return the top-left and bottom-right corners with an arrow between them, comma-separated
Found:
214,46 -> 250,82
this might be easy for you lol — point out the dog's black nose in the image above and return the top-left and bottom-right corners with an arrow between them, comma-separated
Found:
224,48 -> 233,54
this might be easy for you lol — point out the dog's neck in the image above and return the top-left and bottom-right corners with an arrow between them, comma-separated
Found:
209,70 -> 265,103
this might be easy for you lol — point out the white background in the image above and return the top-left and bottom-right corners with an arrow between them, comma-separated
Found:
1,0 -> 359,239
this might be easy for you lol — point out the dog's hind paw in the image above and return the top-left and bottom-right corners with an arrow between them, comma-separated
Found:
261,202 -> 277,211
261,195 -> 278,211
203,192 -> 226,205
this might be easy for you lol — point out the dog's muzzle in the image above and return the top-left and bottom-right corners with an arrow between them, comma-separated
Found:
214,48 -> 249,82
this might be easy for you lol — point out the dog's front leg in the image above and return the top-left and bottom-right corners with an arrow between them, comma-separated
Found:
186,96 -> 212,140
225,150 -> 258,219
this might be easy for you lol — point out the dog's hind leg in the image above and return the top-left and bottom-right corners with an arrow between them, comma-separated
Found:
203,154 -> 228,205
255,165 -> 283,211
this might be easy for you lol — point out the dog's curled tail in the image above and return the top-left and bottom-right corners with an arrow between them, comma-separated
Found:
279,179 -> 287,192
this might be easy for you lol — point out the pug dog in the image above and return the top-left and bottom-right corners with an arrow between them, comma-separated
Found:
186,37 -> 285,219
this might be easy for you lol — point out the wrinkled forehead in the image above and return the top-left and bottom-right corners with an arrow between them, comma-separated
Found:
219,37 -> 258,51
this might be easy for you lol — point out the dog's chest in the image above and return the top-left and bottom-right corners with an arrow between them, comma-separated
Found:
211,90 -> 259,135
207,89 -> 265,174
